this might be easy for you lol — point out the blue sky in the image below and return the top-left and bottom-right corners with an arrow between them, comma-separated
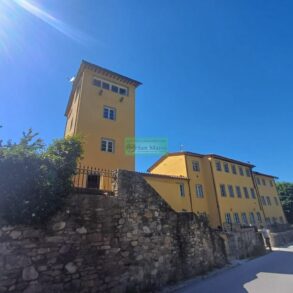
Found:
0,0 -> 292,181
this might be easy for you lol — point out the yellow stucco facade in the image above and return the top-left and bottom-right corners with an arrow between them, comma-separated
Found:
64,61 -> 286,229
253,172 -> 287,225
64,60 -> 141,171
148,152 -> 286,228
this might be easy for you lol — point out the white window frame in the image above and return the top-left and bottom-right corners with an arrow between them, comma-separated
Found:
101,138 -> 115,153
92,77 -> 128,96
225,213 -> 232,224
228,185 -> 234,197
103,106 -> 116,121
241,213 -> 248,224
220,184 -> 227,197
179,183 -> 185,197
192,161 -> 200,172
234,213 -> 240,224
195,184 -> 204,198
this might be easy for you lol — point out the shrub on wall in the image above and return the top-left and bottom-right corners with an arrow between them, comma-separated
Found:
0,129 -> 83,225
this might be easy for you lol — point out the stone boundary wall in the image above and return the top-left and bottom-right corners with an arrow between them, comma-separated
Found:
270,230 -> 293,247
220,229 -> 265,261
0,170 -> 264,293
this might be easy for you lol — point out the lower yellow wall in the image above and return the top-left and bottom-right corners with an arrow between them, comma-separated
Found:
143,176 -> 191,212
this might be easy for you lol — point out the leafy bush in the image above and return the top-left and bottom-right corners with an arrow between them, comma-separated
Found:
277,182 -> 293,224
0,129 -> 83,225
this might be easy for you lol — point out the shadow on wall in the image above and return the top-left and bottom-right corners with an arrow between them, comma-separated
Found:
174,249 -> 293,293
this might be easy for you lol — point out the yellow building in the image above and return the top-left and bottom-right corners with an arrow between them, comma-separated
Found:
147,152 -> 286,228
64,60 -> 141,171
253,172 -> 287,225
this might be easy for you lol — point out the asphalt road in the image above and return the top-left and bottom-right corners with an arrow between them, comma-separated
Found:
174,246 -> 293,293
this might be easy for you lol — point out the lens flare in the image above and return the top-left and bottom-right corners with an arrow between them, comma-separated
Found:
12,0 -> 93,43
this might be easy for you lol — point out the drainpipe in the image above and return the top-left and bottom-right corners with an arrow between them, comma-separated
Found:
208,157 -> 223,228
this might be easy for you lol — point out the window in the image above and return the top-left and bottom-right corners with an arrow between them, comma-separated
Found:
266,196 -> 271,206
228,185 -> 235,198
257,177 -> 261,185
250,212 -> 255,225
220,184 -> 227,197
103,106 -> 116,120
179,183 -> 185,197
241,213 -> 248,224
225,213 -> 232,224
270,180 -> 274,187
92,79 -> 101,87
101,138 -> 115,153
92,78 -> 128,96
274,197 -> 279,205
234,213 -> 240,224
262,179 -> 266,186
216,161 -> 222,171
243,187 -> 249,199
111,85 -> 119,93
231,164 -> 237,175
224,163 -> 230,173
261,196 -> 266,205
195,184 -> 204,198
239,166 -> 244,176
272,217 -> 277,224
102,81 -> 110,90
192,161 -> 200,172
245,168 -> 251,177
236,186 -> 242,198
250,188 -> 256,199
256,212 -> 262,223
119,88 -> 127,95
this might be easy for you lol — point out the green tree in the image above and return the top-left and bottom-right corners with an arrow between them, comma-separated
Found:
276,182 -> 293,224
0,129 -> 83,225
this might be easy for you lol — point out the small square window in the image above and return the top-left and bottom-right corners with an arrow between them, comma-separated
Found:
103,106 -> 116,120
192,161 -> 200,172
119,88 -> 127,96
92,79 -> 101,87
101,138 -> 115,153
102,82 -> 110,90
111,85 -> 119,93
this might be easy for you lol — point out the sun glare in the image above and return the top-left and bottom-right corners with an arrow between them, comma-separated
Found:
0,0 -> 95,55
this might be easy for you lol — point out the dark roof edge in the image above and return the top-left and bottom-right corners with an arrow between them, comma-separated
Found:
253,171 -> 278,179
82,60 -> 142,87
139,172 -> 189,180
207,154 -> 255,168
